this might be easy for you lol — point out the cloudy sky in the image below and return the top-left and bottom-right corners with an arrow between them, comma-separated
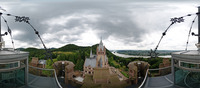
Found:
0,0 -> 200,50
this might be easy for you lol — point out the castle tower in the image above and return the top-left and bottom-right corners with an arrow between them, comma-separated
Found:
96,38 -> 108,67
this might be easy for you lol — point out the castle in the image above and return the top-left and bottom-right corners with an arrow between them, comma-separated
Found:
83,39 -> 109,76
82,39 -> 130,87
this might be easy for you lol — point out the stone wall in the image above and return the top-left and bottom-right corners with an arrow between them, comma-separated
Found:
127,61 -> 149,84
53,61 -> 75,84
159,58 -> 171,76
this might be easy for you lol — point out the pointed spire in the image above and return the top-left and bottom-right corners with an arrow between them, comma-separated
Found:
98,36 -> 104,51
90,48 -> 93,58
100,36 -> 103,45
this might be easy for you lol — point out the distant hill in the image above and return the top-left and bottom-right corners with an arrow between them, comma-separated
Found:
21,44 -> 122,68
21,47 -> 46,60
21,44 -> 164,71
54,44 -> 88,52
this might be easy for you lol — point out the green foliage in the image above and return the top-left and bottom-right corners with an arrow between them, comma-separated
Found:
45,59 -> 58,69
22,44 -> 164,76
54,51 -> 85,71
120,71 -> 129,78
22,48 -> 46,60
108,57 -> 120,68
75,57 -> 84,70
148,58 -> 163,69
41,59 -> 58,77
54,44 -> 89,52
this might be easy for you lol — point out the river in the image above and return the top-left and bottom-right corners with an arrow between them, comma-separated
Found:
112,52 -> 171,58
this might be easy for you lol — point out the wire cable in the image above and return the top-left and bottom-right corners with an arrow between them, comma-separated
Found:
150,13 -> 195,58
1,16 -> 15,49
185,16 -> 198,51
2,12 -> 59,69
26,21 -> 58,69
154,22 -> 174,52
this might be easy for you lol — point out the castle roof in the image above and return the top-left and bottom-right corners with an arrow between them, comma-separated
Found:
84,55 -> 96,68
38,60 -> 46,65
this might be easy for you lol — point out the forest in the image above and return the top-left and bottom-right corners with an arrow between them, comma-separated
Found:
21,44 -> 164,77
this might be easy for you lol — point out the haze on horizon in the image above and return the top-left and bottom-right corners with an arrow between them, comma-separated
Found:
0,0 -> 200,50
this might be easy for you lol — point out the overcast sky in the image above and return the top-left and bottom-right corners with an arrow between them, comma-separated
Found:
0,0 -> 200,50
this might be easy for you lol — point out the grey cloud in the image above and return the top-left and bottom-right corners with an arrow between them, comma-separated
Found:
1,0 -> 199,49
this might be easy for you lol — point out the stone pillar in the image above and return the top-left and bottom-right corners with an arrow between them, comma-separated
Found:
65,69 -> 69,84
65,65 -> 74,84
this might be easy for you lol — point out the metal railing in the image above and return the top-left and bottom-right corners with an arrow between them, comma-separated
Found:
53,68 -> 62,88
138,69 -> 149,88
28,65 -> 62,88
138,66 -> 172,88
149,66 -> 171,77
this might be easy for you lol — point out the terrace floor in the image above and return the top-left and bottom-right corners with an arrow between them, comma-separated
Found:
144,73 -> 175,88
20,74 -> 60,88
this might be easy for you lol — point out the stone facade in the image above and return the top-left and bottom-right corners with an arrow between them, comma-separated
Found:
82,39 -> 120,84
96,40 -> 108,68
84,66 -> 94,75
29,57 -> 47,76
53,61 -> 75,84
93,68 -> 110,84
128,61 -> 149,84
30,57 -> 39,67
30,57 -> 46,68
83,39 -> 109,76
159,58 -> 171,75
